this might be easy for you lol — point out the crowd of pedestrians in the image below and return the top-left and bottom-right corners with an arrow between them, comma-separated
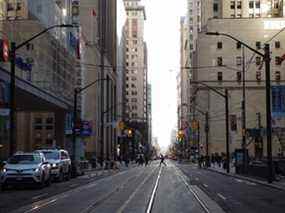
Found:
198,153 -> 229,169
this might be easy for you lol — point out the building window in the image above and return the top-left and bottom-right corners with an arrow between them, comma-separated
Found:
237,42 -> 241,49
237,72 -> 242,82
249,1 -> 254,9
256,56 -> 261,65
255,13 -> 261,18
230,1 -> 235,9
16,2 -> 21,10
236,56 -> 242,66
46,125 -> 53,130
131,76 -> 136,81
275,71 -> 281,81
237,1 -> 242,9
256,41 -> 261,49
126,77 -> 129,81
275,41 -> 281,48
34,118 -> 43,124
217,42 -> 223,49
131,84 -> 136,88
46,117 -> 53,124
231,14 -> 235,18
249,13 -> 254,18
126,84 -> 129,88
217,57 -> 223,66
237,14 -> 242,18
275,56 -> 282,65
256,1 -> 260,9
217,72 -> 223,81
213,3 -> 218,12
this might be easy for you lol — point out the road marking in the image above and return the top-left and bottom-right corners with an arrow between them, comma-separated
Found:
203,184 -> 208,188
235,178 -> 243,183
146,167 -> 162,213
245,181 -> 257,186
217,193 -> 227,201
24,199 -> 58,213
117,167 -> 159,213
32,193 -> 48,200
69,183 -> 79,188
174,167 -> 210,213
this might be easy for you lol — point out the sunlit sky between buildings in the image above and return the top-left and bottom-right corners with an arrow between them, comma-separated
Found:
143,0 -> 187,151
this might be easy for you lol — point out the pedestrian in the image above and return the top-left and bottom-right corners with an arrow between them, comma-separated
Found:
159,154 -> 167,166
145,155 -> 149,166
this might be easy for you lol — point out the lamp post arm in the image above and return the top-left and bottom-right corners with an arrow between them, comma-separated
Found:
219,33 -> 264,57
78,78 -> 108,93
191,81 -> 226,98
15,24 -> 75,50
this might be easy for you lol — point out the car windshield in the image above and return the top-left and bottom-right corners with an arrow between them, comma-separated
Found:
42,151 -> 60,160
7,155 -> 41,164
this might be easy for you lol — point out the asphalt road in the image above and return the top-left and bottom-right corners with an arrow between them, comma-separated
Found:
177,163 -> 285,213
1,161 -> 222,213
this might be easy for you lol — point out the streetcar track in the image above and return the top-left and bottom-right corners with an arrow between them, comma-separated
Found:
174,165 -> 211,213
81,166 -> 157,213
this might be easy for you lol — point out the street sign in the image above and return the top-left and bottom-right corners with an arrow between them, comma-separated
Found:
0,108 -> 9,116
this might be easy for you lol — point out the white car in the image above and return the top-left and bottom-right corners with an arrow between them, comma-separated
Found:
0,152 -> 51,190
36,149 -> 72,182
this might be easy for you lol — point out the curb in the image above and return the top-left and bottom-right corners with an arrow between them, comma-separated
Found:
206,167 -> 285,192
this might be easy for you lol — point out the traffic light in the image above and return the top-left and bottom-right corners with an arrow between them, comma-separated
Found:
127,129 -> 133,137
177,130 -> 184,143
0,39 -> 9,62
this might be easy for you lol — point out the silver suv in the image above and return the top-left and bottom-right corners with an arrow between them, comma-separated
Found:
1,152 -> 51,190
36,149 -> 71,182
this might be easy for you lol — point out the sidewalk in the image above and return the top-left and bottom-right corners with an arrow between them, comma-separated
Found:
206,164 -> 285,191
80,161 -> 138,179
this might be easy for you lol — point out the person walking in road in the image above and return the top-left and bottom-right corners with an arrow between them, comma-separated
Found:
159,154 -> 167,166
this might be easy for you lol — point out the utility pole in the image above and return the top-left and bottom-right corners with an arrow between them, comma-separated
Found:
225,89 -> 230,173
9,42 -> 16,156
242,46 -> 247,174
99,0 -> 106,167
265,44 -> 273,183
205,112 -> 209,166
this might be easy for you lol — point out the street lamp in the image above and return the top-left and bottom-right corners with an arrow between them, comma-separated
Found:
191,81 -> 230,173
9,24 -> 76,156
72,78 -> 108,174
206,31 -> 273,183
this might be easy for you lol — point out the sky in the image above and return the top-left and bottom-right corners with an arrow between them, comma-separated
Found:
143,0 -> 187,151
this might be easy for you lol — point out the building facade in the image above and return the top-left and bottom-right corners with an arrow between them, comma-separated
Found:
186,0 -> 285,158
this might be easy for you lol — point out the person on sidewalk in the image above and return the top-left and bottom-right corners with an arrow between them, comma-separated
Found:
159,154 -> 167,166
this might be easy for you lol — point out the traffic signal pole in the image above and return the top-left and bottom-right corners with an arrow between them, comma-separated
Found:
9,42 -> 16,156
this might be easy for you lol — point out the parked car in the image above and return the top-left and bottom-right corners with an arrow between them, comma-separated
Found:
36,149 -> 71,181
0,152 -> 51,190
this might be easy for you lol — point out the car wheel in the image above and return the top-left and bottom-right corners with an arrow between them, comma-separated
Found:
1,184 -> 7,191
66,168 -> 71,181
38,174 -> 45,189
58,170 -> 64,182
45,174 -> 51,186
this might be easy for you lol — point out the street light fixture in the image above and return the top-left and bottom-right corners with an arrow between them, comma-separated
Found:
191,81 -> 230,173
9,24 -> 77,156
206,31 -> 273,183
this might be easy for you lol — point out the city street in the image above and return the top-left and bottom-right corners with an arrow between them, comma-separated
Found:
1,161 -> 223,213
178,163 -> 285,213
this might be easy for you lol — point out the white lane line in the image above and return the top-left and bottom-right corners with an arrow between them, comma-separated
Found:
69,183 -> 79,188
235,178 -> 243,183
145,167 -> 162,213
245,181 -> 257,186
32,193 -> 48,200
203,184 -> 208,188
217,193 -> 227,201
24,199 -> 58,213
